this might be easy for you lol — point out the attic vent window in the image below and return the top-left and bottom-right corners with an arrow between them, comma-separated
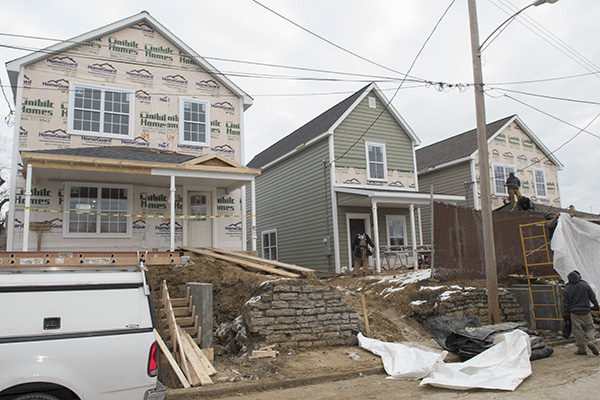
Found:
368,97 -> 376,109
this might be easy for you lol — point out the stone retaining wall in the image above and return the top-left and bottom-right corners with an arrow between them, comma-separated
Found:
411,287 -> 525,326
243,280 -> 359,349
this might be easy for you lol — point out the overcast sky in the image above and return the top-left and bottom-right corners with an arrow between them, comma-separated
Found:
1,0 -> 599,213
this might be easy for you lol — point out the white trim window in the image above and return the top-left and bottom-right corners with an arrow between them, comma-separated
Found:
492,163 -> 516,195
68,83 -> 134,137
365,142 -> 387,181
262,229 -> 278,261
533,168 -> 548,198
180,98 -> 210,146
386,215 -> 407,246
65,183 -> 132,237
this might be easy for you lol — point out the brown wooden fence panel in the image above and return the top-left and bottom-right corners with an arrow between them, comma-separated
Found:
433,202 -> 549,281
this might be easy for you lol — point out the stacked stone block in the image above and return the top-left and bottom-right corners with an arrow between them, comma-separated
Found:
243,280 -> 359,348
434,288 -> 524,325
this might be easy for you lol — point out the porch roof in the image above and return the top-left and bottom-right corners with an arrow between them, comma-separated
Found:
20,146 -> 260,191
335,186 -> 464,208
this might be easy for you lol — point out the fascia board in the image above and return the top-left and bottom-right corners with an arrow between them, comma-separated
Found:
418,155 -> 473,175
259,131 -> 331,171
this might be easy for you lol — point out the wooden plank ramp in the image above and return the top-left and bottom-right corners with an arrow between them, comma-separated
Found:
180,246 -> 301,278
203,246 -> 317,278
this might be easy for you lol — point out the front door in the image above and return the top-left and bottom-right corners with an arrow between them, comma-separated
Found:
188,192 -> 212,247
347,213 -> 373,268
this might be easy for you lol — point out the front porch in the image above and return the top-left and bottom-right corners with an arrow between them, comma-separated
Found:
333,186 -> 462,273
10,147 -> 260,252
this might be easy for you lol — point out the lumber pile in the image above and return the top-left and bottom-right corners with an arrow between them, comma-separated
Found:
180,246 -> 316,278
156,280 -> 216,387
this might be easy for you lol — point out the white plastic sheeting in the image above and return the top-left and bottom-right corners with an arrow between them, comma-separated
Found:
551,213 -> 600,296
359,329 -> 532,391
357,333 -> 447,379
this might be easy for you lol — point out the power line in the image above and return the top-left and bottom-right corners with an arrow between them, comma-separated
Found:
486,71 -> 600,86
519,111 -> 600,173
334,0 -> 457,165
251,0 -> 425,82
0,77 -> 15,127
503,93 -> 600,140
488,86 -> 600,106
487,0 -> 600,78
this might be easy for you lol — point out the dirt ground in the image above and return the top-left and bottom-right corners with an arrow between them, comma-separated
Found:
167,341 -> 600,400
146,255 -> 579,397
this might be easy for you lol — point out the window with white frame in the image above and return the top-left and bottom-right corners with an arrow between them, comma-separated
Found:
262,230 -> 278,261
492,163 -> 516,195
66,183 -> 131,237
69,83 -> 134,137
386,215 -> 406,246
533,168 -> 548,197
365,142 -> 387,181
180,98 -> 209,146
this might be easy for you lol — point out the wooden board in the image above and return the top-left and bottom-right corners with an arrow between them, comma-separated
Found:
182,330 -> 217,376
178,326 -> 213,385
153,329 -> 190,389
180,246 -> 299,278
0,251 -> 180,267
203,246 -> 316,277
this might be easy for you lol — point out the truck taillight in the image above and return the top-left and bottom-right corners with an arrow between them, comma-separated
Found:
148,341 -> 159,377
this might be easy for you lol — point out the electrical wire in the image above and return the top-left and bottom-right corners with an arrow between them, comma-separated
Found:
487,0 -> 600,78
518,111 -> 600,173
486,71 -> 600,86
334,0 -> 457,165
503,93 -> 600,140
488,86 -> 600,106
251,0 -> 425,82
0,77 -> 15,127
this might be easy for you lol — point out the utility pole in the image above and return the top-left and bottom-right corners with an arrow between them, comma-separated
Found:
467,0 -> 500,324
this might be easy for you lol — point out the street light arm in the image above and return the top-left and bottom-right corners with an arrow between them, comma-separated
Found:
479,3 -> 534,53
479,0 -> 559,54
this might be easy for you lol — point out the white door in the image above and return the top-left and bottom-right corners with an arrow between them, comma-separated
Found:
188,192 -> 212,247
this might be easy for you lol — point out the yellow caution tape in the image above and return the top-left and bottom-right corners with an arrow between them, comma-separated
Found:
23,207 -> 255,220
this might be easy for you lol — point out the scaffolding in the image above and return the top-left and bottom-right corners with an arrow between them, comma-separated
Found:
519,220 -> 562,330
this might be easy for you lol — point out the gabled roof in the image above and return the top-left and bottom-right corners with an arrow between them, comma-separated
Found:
247,82 -> 419,169
5,11 -> 253,110
416,115 -> 513,171
416,115 -> 563,172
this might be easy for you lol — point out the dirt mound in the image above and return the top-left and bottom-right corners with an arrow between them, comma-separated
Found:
146,257 -> 271,326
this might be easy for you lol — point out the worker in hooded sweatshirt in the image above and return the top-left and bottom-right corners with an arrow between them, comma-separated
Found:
563,270 -> 600,355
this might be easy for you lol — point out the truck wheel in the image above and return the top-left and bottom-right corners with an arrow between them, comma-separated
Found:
13,394 -> 60,400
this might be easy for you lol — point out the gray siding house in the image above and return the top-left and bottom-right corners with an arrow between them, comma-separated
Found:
247,83 -> 461,273
416,115 -> 563,242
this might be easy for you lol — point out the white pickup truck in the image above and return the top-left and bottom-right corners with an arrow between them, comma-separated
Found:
0,261 -> 166,400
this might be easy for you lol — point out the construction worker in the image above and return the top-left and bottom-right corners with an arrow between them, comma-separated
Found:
563,270 -> 600,356
505,172 -> 522,207
351,228 -> 375,276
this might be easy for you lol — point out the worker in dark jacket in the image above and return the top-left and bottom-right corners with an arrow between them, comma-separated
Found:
563,270 -> 600,355
351,228 -> 375,276
505,172 -> 521,207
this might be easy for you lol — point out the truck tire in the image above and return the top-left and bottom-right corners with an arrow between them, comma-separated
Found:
12,394 -> 60,400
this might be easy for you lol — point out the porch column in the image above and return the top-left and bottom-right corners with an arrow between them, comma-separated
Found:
170,175 -> 176,252
371,200 -> 381,274
251,179 -> 257,252
22,164 -> 33,251
409,203 -> 418,270
417,207 -> 424,246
